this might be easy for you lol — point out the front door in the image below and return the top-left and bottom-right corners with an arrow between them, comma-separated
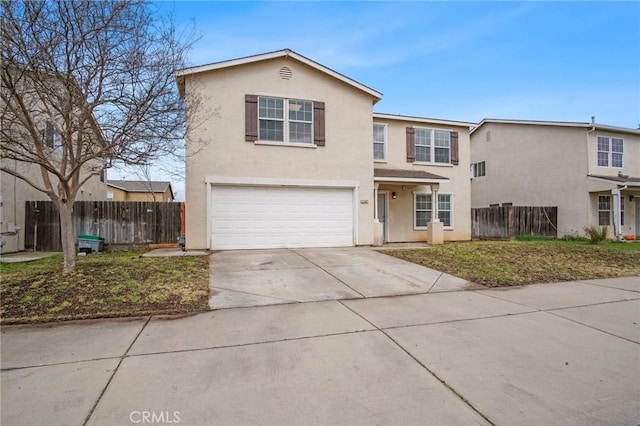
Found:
377,192 -> 387,243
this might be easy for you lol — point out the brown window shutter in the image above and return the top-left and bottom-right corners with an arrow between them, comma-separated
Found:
406,127 -> 415,162
245,94 -> 258,142
313,101 -> 325,146
450,131 -> 459,165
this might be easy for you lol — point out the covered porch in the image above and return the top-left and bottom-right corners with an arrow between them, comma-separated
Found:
588,174 -> 640,239
373,168 -> 450,246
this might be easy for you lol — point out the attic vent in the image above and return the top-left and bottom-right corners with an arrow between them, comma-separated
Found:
279,66 -> 292,80
485,131 -> 491,142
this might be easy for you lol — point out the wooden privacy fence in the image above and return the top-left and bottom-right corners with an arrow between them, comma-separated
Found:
471,206 -> 558,240
25,201 -> 183,251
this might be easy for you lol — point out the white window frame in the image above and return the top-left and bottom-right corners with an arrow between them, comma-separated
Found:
471,161 -> 486,178
414,127 -> 451,165
413,192 -> 454,230
373,123 -> 387,162
257,96 -> 314,145
597,135 -> 624,169
598,195 -> 611,226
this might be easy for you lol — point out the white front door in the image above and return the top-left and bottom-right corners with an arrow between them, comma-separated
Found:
210,185 -> 354,250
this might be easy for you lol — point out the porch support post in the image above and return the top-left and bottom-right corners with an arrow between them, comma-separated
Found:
374,183 -> 379,220
373,183 -> 383,247
426,184 -> 444,245
431,185 -> 440,222
612,188 -> 621,239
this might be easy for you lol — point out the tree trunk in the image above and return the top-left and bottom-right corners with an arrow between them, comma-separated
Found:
58,202 -> 76,273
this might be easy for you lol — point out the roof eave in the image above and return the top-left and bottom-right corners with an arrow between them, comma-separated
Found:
374,176 -> 450,184
175,49 -> 383,101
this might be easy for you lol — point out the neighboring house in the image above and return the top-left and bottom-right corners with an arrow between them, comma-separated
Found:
470,119 -> 640,239
1,67 -> 107,254
106,180 -> 174,202
177,49 -> 472,250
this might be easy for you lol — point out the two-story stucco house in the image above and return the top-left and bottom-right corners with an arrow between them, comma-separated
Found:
177,49 -> 472,250
470,119 -> 640,239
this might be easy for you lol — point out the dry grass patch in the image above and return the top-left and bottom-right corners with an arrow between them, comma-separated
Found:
1,251 -> 210,324
385,241 -> 640,287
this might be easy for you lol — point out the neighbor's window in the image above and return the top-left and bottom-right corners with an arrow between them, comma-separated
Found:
373,123 -> 386,161
414,193 -> 453,228
597,136 -> 624,168
258,96 -> 312,143
598,195 -> 611,226
415,128 -> 450,164
471,161 -> 486,178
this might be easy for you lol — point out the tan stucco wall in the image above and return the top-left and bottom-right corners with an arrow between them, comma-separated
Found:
183,57 -> 376,249
374,118 -> 472,241
0,162 -> 106,253
470,123 -> 640,237
107,187 -> 172,202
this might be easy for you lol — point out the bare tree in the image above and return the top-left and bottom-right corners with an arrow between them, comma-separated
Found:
1,0 -> 199,272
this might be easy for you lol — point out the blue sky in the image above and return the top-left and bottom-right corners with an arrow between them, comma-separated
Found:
161,1 -> 639,127
112,1 -> 640,198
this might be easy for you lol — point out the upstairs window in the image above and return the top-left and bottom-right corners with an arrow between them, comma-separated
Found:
597,136 -> 624,168
373,123 -> 386,161
414,128 -> 450,164
258,97 -> 313,144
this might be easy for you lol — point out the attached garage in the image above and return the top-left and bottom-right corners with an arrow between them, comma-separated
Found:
210,185 -> 355,250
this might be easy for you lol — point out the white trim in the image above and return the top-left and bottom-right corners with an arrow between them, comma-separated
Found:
176,49 -> 382,100
205,176 -> 360,188
587,176 -> 640,187
373,122 -> 388,162
206,182 -> 212,250
255,141 -> 317,149
471,119 -> 640,136
373,112 -> 475,128
596,135 -> 624,169
373,176 -> 449,184
413,162 -> 454,168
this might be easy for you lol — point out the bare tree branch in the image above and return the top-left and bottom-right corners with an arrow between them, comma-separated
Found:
0,0 -> 201,272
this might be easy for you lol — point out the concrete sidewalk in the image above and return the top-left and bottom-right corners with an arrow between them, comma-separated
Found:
1,277 -> 639,425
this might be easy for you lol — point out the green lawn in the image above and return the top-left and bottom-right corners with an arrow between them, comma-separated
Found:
385,240 -> 640,287
0,251 -> 210,325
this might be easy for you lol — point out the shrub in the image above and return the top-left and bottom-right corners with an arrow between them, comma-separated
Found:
584,225 -> 608,244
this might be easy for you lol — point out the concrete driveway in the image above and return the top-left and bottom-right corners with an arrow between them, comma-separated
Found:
209,247 -> 483,309
2,270 -> 639,425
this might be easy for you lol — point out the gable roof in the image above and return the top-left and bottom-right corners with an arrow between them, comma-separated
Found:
107,180 -> 173,196
471,118 -> 640,136
175,49 -> 382,102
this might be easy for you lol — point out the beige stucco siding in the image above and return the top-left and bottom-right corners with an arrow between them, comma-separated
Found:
470,123 -> 640,237
184,57 -> 376,249
374,119 -> 472,241
471,124 -> 590,236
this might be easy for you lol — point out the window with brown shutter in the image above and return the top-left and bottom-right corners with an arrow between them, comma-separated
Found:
406,127 -> 415,162
450,131 -> 459,165
313,101 -> 325,146
245,94 -> 258,142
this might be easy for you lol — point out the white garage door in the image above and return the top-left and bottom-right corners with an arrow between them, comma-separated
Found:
211,186 -> 354,250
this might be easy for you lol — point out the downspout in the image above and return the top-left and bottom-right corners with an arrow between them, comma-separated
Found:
586,124 -> 596,233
